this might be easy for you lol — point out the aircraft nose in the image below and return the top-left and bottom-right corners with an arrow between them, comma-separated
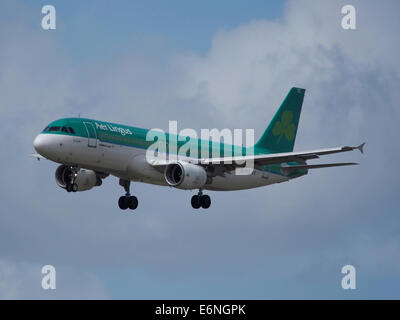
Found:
33,134 -> 49,155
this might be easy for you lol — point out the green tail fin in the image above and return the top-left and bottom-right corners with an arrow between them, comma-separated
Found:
255,87 -> 305,153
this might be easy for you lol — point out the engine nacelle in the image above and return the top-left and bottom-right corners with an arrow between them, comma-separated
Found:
164,162 -> 207,190
55,165 -> 100,192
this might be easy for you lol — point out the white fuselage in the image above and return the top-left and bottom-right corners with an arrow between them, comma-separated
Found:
34,133 -> 290,191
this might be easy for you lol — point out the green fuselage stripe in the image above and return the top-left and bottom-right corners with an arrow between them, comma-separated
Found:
42,117 -> 308,178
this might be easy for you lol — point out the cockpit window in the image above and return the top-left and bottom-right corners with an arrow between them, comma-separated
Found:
43,125 -> 76,134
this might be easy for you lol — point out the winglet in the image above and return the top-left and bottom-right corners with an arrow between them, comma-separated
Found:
357,142 -> 365,154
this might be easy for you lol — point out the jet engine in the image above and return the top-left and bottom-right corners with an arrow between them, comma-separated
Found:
55,165 -> 102,192
164,162 -> 207,190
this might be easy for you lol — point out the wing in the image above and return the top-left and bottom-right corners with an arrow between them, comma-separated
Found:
199,143 -> 365,167
149,143 -> 365,172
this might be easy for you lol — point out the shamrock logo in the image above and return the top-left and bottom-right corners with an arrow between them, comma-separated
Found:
272,110 -> 295,143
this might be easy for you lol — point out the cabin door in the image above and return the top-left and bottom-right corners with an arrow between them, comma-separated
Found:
83,122 -> 97,148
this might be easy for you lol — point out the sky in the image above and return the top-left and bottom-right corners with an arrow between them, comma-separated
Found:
0,0 -> 399,299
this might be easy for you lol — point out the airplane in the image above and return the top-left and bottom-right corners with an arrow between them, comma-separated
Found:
32,87 -> 364,211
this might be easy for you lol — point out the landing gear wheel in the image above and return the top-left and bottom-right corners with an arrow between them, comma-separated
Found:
66,183 -> 72,192
200,195 -> 211,209
118,196 -> 129,210
71,183 -> 78,192
191,195 -> 201,209
118,179 -> 139,211
128,196 -> 138,210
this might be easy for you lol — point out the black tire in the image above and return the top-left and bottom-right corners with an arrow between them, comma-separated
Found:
200,195 -> 211,209
66,184 -> 72,192
191,195 -> 200,209
128,196 -> 138,210
72,183 -> 78,192
118,196 -> 129,210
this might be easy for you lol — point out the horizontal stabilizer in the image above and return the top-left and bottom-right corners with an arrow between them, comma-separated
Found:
282,162 -> 358,171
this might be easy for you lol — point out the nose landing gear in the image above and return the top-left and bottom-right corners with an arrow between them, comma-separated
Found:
191,189 -> 211,209
66,182 -> 78,192
118,179 -> 138,211
66,166 -> 78,193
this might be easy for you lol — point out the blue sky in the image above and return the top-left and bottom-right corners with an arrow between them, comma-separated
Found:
23,0 -> 284,61
0,0 -> 400,299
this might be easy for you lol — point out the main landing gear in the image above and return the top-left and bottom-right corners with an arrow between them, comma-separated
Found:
66,166 -> 78,193
191,189 -> 211,209
118,179 -> 138,211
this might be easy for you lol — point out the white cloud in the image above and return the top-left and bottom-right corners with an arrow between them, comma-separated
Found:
178,0 -> 400,142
